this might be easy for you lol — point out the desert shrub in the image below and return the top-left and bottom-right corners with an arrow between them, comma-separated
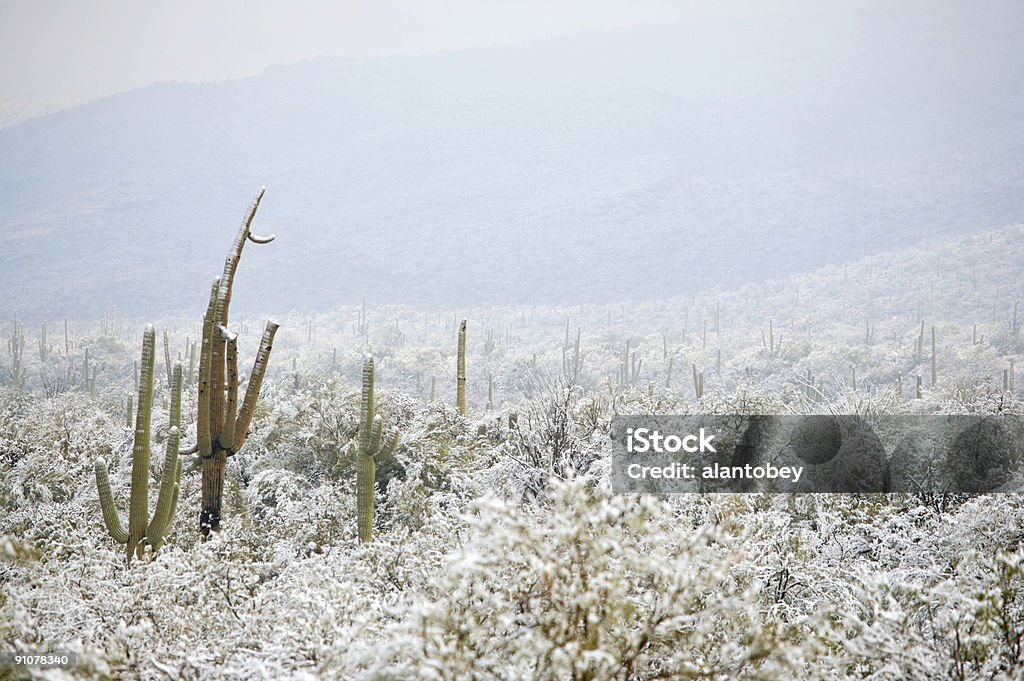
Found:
380,479 -> 810,680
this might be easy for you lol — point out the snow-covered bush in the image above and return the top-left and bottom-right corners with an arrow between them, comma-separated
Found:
381,479 -> 811,680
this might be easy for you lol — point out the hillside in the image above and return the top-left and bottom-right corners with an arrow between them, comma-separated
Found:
3,216 -> 1024,679
2,0 -> 1024,320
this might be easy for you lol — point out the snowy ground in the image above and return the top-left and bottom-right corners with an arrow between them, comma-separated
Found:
3,226 -> 1024,679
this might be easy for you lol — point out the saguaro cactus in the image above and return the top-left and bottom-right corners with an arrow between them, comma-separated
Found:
456,319 -> 467,416
38,322 -> 48,362
356,355 -> 399,542
10,324 -> 25,390
95,326 -> 183,562
192,187 -> 279,535
563,327 -> 582,386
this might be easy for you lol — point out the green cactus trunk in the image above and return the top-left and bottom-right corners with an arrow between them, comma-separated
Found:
195,188 -> 279,536
357,453 -> 376,542
126,326 -> 156,560
457,319 -> 467,416
356,355 -> 399,543
94,327 -> 183,564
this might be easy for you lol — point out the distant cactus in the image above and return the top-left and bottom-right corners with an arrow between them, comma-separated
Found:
355,355 -> 399,543
355,297 -> 368,338
163,328 -> 172,388
485,328 -> 496,356
191,188 -> 280,536
457,319 -> 467,416
38,322 -> 48,362
81,347 -> 89,390
562,327 -> 582,386
10,323 -> 25,389
187,339 -> 197,384
618,339 -> 641,387
761,319 -> 782,357
95,326 -> 183,562
803,369 -> 816,400
931,325 -> 937,387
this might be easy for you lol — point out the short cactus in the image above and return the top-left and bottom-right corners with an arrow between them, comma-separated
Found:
355,355 -> 399,543
562,327 -> 582,385
95,325 -> 183,562
10,324 -> 25,390
456,319 -> 467,416
38,322 -> 48,362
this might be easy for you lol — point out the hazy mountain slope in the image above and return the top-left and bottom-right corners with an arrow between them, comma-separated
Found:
1,0 -> 1023,320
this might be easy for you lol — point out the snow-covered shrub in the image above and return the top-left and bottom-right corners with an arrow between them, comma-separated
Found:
382,479 -> 810,680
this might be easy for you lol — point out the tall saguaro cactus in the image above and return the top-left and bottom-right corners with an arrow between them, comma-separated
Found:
10,324 -> 25,390
456,319 -> 467,416
95,326 -> 183,562
194,187 -> 279,535
356,355 -> 399,542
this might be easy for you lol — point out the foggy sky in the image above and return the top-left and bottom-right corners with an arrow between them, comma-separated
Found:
1,0 -> 855,128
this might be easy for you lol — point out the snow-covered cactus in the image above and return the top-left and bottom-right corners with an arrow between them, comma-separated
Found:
9,323 -> 25,389
193,187 -> 279,536
356,354 -> 399,543
484,327 -> 495,355
456,319 -> 467,416
38,321 -> 47,362
94,326 -> 183,562
562,327 -> 582,385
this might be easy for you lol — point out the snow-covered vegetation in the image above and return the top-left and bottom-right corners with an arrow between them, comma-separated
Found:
3,224 -> 1024,679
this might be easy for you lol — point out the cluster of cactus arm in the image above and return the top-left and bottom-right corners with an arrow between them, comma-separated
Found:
95,325 -> 183,562
94,188 -> 280,563
193,187 -> 279,535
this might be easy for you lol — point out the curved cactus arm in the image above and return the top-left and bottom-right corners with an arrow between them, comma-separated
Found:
197,278 -> 219,458
152,458 -> 181,552
146,426 -> 180,548
342,441 -> 356,461
248,232 -> 276,244
368,414 -> 384,454
218,186 -> 267,328
230,320 -> 279,453
94,458 -> 128,544
127,325 -> 156,561
380,430 -> 400,459
173,455 -> 182,491
180,443 -> 199,456
220,328 -> 239,450
150,484 -> 179,553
